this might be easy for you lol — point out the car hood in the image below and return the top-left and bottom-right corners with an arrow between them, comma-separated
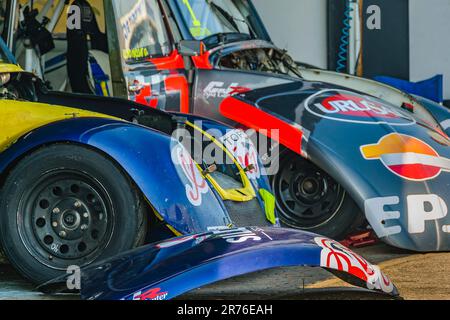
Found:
41,227 -> 398,300
220,81 -> 450,251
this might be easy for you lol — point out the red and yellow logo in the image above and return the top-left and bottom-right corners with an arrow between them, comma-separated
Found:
361,133 -> 450,181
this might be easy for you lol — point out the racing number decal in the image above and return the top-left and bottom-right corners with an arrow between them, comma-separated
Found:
128,51 -> 189,112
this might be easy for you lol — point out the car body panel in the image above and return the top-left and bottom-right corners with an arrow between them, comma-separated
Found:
0,99 -> 115,152
76,227 -> 398,300
224,83 -> 450,251
0,116 -> 234,236
411,95 -> 450,136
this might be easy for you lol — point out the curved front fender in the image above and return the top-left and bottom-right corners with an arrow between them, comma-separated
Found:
221,83 -> 450,251
0,118 -> 231,235
76,227 -> 398,300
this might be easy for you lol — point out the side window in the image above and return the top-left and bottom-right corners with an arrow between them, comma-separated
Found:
112,0 -> 171,63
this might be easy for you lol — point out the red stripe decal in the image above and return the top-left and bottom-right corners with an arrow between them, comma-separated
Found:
220,96 -> 302,154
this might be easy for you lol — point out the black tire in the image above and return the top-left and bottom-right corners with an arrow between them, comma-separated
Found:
0,144 -> 147,284
272,151 -> 365,240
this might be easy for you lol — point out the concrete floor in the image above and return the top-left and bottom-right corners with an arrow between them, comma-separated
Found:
1,242 -> 448,300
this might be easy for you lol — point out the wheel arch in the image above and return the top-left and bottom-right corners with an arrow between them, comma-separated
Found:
0,118 -> 231,236
274,144 -> 367,230
0,140 -> 157,228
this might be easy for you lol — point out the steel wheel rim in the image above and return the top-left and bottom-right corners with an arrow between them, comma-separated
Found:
273,157 -> 346,230
17,169 -> 115,270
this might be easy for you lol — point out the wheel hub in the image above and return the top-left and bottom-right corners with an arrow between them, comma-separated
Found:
273,156 -> 346,229
51,198 -> 90,239
20,171 -> 113,267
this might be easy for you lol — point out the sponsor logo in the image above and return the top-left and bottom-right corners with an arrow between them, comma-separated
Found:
212,227 -> 273,243
156,235 -> 208,249
174,145 -> 209,206
361,133 -> 450,181
203,81 -> 242,99
133,288 -> 168,301
221,129 -> 261,180
315,237 -> 394,294
305,89 -> 415,125
365,194 -> 450,237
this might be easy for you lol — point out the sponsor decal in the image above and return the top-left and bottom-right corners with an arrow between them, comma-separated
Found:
156,235 -> 208,249
361,133 -> 450,181
220,129 -> 261,180
174,145 -> 209,206
120,0 -> 148,49
305,89 -> 415,125
365,194 -> 450,237
133,287 -> 168,301
203,81 -> 241,99
315,237 -> 394,294
212,227 -> 273,243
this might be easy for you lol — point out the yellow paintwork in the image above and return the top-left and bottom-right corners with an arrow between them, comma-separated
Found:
0,63 -> 24,74
259,189 -> 277,225
186,121 -> 256,202
0,99 -> 117,152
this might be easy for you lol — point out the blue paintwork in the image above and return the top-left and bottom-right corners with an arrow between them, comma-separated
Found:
0,117 -> 233,235
228,82 -> 450,252
411,95 -> 450,136
179,113 -> 278,224
78,227 -> 398,300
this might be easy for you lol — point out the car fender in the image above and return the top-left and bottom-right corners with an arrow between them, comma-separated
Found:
221,82 -> 450,251
0,117 -> 232,235
174,113 -> 279,225
74,227 -> 398,300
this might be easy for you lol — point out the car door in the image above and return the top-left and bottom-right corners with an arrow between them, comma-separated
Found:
111,0 -> 189,112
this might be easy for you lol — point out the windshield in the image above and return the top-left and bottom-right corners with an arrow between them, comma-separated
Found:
174,0 -> 258,41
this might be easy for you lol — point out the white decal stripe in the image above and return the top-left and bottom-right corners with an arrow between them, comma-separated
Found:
381,153 -> 450,171
441,119 -> 450,130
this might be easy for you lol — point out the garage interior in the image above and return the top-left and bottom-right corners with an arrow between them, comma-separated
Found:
0,0 -> 449,302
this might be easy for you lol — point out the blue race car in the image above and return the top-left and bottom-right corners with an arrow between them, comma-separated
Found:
0,59 -> 276,284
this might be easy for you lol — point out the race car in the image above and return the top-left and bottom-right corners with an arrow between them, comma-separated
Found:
3,0 -> 450,251
0,60 -> 277,285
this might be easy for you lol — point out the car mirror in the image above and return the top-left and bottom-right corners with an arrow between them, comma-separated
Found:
177,40 -> 205,57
